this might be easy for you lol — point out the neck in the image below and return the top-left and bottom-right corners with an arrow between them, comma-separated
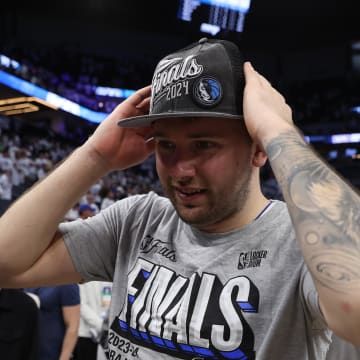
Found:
199,190 -> 270,233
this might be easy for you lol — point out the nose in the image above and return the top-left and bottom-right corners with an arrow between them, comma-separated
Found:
167,150 -> 197,179
171,159 -> 196,179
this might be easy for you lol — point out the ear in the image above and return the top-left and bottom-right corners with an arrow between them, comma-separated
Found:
251,143 -> 268,168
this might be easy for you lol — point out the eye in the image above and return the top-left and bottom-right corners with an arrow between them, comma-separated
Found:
156,140 -> 176,150
194,141 -> 216,149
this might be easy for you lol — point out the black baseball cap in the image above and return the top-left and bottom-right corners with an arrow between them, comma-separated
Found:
118,38 -> 245,128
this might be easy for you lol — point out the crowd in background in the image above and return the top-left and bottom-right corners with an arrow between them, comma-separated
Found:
0,121 -> 163,217
1,43 -> 157,113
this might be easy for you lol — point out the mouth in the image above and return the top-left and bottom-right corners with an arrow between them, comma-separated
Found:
173,187 -> 207,201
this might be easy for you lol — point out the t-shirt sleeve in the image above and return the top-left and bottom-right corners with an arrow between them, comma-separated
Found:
300,265 -> 328,330
60,284 -> 80,306
59,194 -> 146,282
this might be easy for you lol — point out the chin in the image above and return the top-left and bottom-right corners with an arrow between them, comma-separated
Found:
177,209 -> 213,228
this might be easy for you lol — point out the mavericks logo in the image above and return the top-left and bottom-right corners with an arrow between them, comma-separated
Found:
193,77 -> 222,107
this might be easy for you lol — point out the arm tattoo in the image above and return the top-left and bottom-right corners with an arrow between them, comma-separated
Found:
266,129 -> 360,293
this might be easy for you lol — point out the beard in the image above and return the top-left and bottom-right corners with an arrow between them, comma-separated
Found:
162,169 -> 252,230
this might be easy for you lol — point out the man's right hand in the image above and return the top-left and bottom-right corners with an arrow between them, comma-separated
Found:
84,85 -> 155,172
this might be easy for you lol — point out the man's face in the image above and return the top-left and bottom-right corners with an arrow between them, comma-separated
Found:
153,117 -> 254,232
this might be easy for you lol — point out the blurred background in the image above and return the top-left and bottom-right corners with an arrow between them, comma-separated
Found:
0,0 -> 359,213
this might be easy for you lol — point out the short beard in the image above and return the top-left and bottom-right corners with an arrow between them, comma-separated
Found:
164,170 -> 252,230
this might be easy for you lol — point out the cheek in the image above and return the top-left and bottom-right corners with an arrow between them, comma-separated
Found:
207,151 -> 251,182
155,155 -> 168,181
200,154 -> 235,180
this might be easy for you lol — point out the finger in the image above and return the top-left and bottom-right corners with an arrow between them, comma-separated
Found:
135,96 -> 151,111
243,62 -> 264,87
135,125 -> 154,139
256,73 -> 273,88
126,85 -> 151,107
243,61 -> 255,82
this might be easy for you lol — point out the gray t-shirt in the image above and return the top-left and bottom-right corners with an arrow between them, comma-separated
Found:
60,192 -> 332,360
325,334 -> 360,360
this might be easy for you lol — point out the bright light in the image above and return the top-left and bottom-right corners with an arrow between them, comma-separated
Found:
200,23 -> 221,35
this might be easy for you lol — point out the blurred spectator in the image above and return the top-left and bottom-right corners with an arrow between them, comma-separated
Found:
0,168 -> 12,214
78,204 -> 96,219
99,186 -> 115,210
0,288 -> 39,359
65,203 -> 80,222
25,285 -> 80,360
81,191 -> 100,213
74,282 -> 112,360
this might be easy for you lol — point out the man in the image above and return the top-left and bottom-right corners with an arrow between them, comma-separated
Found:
0,288 -> 39,359
25,285 -> 80,360
0,38 -> 359,359
74,281 -> 112,360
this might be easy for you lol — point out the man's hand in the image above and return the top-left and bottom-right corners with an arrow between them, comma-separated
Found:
84,85 -> 155,172
242,62 -> 294,148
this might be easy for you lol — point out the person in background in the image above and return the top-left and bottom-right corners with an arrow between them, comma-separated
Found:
99,186 -> 116,210
78,203 -> 96,219
25,285 -> 80,360
0,38 -> 359,359
74,282 -> 112,360
81,191 -> 100,213
0,288 -> 39,359
64,203 -> 80,222
0,168 -> 12,215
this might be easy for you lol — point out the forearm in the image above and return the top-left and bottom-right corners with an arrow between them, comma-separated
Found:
59,326 -> 79,360
0,142 -> 108,277
265,126 -> 360,342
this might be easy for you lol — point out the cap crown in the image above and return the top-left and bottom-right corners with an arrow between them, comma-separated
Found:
150,38 -> 244,116
118,38 -> 245,127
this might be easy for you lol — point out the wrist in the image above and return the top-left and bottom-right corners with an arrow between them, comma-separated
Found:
259,122 -> 296,150
78,141 -> 113,176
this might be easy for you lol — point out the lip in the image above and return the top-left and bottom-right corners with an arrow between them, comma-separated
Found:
173,186 -> 206,202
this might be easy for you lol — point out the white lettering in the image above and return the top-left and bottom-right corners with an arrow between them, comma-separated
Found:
189,273 -> 214,348
211,277 -> 249,351
152,55 -> 203,99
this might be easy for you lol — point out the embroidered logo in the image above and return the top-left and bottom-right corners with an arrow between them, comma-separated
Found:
151,55 -> 203,108
192,77 -> 222,107
238,250 -> 268,270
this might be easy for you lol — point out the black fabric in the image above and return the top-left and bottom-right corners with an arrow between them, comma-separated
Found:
0,289 -> 39,360
74,336 -> 98,360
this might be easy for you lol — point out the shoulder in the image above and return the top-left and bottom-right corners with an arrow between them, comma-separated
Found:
268,200 -> 292,225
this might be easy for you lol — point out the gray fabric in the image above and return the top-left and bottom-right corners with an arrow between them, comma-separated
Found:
60,192 -> 332,359
326,334 -> 360,360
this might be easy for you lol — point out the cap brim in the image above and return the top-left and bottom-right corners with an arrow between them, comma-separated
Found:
117,112 -> 242,128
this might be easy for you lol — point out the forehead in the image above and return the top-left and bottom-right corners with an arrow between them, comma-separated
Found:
152,117 -> 244,137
